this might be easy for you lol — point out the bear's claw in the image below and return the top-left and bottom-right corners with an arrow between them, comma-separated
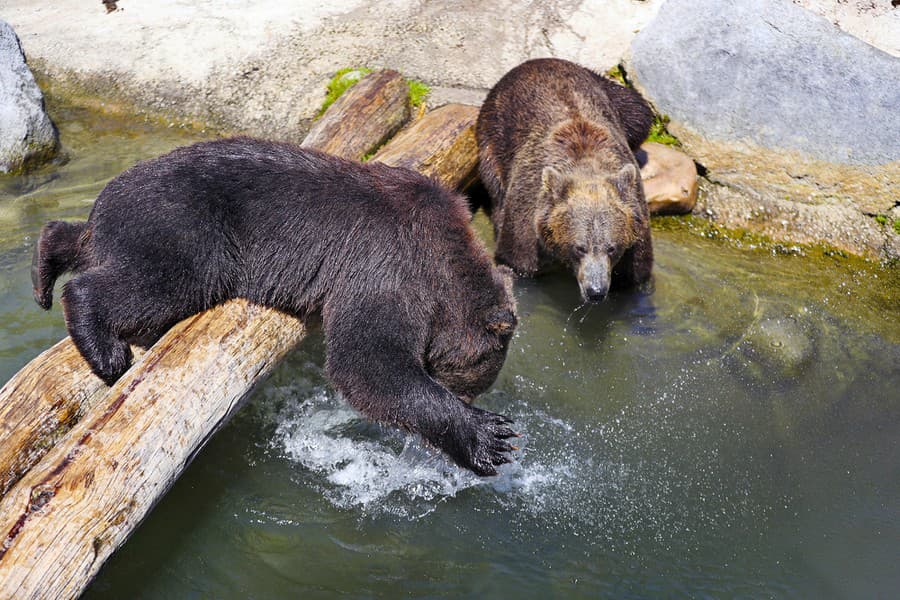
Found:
452,405 -> 519,476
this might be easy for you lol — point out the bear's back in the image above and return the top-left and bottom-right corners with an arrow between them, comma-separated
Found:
86,137 -> 486,304
477,58 -> 651,190
90,138 -> 468,246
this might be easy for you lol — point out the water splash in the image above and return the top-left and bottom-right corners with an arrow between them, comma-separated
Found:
270,387 -> 575,519
274,389 -> 470,517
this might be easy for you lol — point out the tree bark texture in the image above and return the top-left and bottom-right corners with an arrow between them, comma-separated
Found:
301,69 -> 411,161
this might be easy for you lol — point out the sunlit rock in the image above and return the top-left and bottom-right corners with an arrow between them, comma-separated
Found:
638,142 -> 697,215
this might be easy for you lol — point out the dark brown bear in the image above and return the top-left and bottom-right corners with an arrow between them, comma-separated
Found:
32,137 -> 518,476
476,58 -> 655,303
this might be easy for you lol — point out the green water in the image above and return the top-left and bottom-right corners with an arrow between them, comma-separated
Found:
2,102 -> 898,599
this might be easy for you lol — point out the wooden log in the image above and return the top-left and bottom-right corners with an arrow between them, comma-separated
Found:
373,103 -> 480,190
0,341 -> 144,497
302,69 -> 411,161
0,341 -> 105,497
0,101 -> 479,597
0,70 -> 410,505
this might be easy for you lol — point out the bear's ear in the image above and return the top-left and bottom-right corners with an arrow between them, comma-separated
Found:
612,163 -> 638,196
541,167 -> 569,198
485,307 -> 517,336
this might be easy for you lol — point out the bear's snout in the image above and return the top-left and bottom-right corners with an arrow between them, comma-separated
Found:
584,284 -> 607,303
578,254 -> 610,304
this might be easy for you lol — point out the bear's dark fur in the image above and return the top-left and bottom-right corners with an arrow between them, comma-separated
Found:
476,58 -> 655,303
32,137 -> 519,475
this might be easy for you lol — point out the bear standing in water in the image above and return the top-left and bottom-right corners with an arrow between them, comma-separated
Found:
32,137 -> 518,475
476,58 -> 655,303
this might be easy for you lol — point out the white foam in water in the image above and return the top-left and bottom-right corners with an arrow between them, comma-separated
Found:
274,389 -> 478,516
271,387 -> 573,518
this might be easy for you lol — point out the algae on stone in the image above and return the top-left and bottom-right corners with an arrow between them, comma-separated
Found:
647,113 -> 680,147
605,64 -> 679,147
605,65 -> 627,86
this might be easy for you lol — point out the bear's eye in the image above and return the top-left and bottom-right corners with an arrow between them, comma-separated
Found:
605,245 -> 616,256
574,245 -> 588,257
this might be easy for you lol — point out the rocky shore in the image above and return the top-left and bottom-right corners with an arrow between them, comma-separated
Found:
2,0 -> 898,260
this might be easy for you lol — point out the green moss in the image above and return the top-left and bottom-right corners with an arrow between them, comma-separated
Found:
603,64 -> 679,147
407,79 -> 430,109
315,67 -> 372,120
647,113 -> 680,147
606,65 -> 627,85
871,214 -> 900,236
1,137 -> 62,177
361,151 -> 375,162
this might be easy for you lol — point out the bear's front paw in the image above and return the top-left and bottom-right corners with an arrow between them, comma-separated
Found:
443,405 -> 518,476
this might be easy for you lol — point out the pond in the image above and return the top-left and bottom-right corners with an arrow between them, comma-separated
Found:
1,100 -> 898,599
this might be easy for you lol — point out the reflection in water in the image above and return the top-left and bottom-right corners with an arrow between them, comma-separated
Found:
1,100 -> 898,599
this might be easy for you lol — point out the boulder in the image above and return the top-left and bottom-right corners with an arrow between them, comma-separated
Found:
0,20 -> 58,175
628,0 -> 900,260
638,142 -> 697,215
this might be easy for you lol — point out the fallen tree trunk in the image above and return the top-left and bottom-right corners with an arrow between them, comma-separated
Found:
0,302 -> 303,597
0,70 -> 411,504
373,103 -> 480,190
0,100 -> 479,598
302,69 -> 411,161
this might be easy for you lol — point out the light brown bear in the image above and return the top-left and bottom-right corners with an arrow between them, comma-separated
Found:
476,58 -> 654,303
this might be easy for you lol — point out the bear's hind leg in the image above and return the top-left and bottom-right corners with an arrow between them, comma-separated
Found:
61,270 -> 133,385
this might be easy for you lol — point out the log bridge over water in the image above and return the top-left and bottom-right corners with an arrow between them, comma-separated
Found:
0,70 -> 482,598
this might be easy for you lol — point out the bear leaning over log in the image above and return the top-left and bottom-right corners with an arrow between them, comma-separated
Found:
31,137 -> 519,476
476,58 -> 655,303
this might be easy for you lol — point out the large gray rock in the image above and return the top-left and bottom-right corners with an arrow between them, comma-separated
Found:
631,0 -> 898,165
0,20 -> 58,175
628,0 -> 900,260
